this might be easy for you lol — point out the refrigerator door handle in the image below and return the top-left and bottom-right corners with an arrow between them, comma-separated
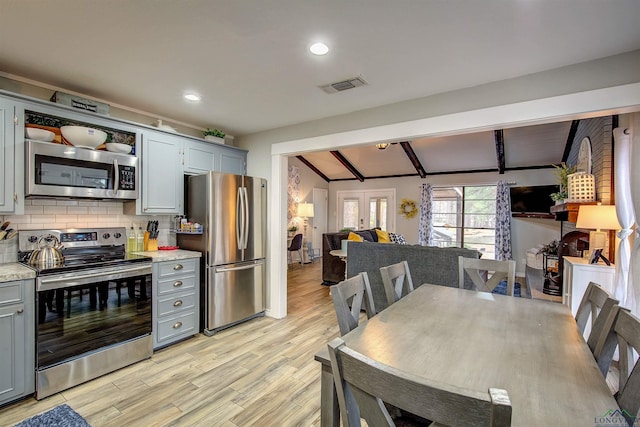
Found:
236,188 -> 242,249
242,186 -> 249,249
215,260 -> 264,273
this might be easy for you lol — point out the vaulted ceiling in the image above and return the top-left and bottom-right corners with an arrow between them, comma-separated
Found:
296,120 -> 575,181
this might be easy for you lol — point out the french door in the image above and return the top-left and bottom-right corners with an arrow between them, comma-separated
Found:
337,189 -> 395,231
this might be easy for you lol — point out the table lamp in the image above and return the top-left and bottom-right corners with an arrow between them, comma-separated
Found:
297,202 -> 315,237
575,204 -> 620,261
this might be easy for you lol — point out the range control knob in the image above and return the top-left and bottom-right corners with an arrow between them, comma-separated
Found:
102,233 -> 111,239
28,235 -> 38,243
113,232 -> 122,239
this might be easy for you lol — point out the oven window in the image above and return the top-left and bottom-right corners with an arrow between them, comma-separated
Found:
36,154 -> 113,189
37,274 -> 151,369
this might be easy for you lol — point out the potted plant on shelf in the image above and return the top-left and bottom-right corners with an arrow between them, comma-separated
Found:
203,128 -> 225,144
549,162 -> 577,204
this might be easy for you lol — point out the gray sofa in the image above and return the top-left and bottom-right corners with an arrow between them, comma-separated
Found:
346,241 -> 480,312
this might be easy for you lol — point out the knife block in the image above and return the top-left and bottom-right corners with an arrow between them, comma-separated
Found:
146,239 -> 158,251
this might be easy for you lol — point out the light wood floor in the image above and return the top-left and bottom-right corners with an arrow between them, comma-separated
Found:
1,261 -> 334,427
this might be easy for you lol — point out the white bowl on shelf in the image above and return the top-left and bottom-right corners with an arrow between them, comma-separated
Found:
60,126 -> 107,149
105,142 -> 133,154
25,128 -> 55,142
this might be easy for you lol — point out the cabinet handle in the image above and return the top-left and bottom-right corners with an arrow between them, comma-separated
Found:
173,322 -> 183,329
173,264 -> 183,271
173,300 -> 183,307
17,308 -> 24,314
173,280 -> 183,287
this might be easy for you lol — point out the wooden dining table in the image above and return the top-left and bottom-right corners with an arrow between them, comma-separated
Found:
315,283 -> 618,426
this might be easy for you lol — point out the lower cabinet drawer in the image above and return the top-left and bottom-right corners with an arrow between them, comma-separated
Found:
157,275 -> 197,295
157,291 -> 196,317
156,311 -> 196,343
0,281 -> 24,306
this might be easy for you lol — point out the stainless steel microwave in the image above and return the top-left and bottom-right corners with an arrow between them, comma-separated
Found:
26,139 -> 138,200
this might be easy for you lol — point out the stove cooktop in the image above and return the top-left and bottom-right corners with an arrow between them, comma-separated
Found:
18,227 -> 152,275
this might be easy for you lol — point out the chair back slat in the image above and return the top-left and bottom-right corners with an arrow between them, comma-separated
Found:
330,272 -> 376,336
328,338 -> 511,427
458,257 -> 516,296
575,282 -> 620,376
380,261 -> 414,306
596,308 -> 640,426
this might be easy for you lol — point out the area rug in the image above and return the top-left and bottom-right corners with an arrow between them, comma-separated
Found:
492,280 -> 531,299
14,404 -> 90,427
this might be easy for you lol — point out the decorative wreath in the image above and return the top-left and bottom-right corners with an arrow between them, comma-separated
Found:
398,198 -> 418,219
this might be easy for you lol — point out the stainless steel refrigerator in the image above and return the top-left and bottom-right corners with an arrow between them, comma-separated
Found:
177,172 -> 266,336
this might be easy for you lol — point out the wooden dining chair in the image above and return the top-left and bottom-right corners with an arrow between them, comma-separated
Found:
328,337 -> 512,427
458,256 -> 517,296
593,308 -> 640,426
380,261 -> 414,307
574,281 -> 619,374
330,272 -> 376,336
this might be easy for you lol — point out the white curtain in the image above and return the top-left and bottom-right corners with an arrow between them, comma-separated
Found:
494,180 -> 512,260
418,183 -> 433,246
612,128 -> 635,312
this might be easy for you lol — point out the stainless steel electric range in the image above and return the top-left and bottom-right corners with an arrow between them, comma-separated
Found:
18,227 -> 153,399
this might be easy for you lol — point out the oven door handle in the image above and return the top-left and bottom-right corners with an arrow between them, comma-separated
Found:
37,264 -> 152,291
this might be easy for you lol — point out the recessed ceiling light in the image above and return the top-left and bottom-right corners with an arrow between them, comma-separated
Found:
309,42 -> 329,56
184,93 -> 201,102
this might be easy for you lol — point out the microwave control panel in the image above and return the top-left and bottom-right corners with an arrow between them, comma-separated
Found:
118,165 -> 136,190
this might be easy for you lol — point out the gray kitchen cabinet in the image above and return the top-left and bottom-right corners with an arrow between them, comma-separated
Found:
184,139 -> 247,176
218,145 -> 246,175
183,139 -> 217,175
0,279 -> 35,405
138,130 -> 184,215
152,258 -> 200,349
0,99 -> 16,213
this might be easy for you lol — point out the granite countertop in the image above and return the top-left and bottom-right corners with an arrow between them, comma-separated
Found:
132,249 -> 202,262
0,263 -> 37,282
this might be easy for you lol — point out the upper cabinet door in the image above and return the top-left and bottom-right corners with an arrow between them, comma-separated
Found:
140,131 -> 183,214
184,140 -> 216,175
218,146 -> 246,175
0,99 -> 15,213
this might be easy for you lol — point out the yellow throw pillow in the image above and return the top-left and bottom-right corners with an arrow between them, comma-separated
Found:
375,229 -> 391,243
347,231 -> 364,242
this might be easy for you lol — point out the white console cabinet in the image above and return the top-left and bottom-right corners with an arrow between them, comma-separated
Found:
562,256 -> 615,317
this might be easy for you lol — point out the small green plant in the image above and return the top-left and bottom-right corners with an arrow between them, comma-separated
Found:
203,128 -> 226,138
287,225 -> 298,233
549,162 -> 577,202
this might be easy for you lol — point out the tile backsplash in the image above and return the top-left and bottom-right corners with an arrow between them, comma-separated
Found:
1,199 -> 176,246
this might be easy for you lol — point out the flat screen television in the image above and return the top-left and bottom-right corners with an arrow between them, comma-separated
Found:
509,185 -> 557,215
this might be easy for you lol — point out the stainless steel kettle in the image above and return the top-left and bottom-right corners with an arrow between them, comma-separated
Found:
29,234 -> 65,267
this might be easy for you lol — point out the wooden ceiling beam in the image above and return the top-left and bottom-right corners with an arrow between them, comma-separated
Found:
330,150 -> 365,182
399,141 -> 427,178
562,120 -> 580,163
295,155 -> 330,182
494,129 -> 505,174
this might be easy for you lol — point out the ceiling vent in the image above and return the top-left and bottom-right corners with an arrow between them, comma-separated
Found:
320,76 -> 368,94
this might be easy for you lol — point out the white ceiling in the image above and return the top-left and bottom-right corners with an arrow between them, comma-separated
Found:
2,1 -> 639,137
1,1 -> 639,178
